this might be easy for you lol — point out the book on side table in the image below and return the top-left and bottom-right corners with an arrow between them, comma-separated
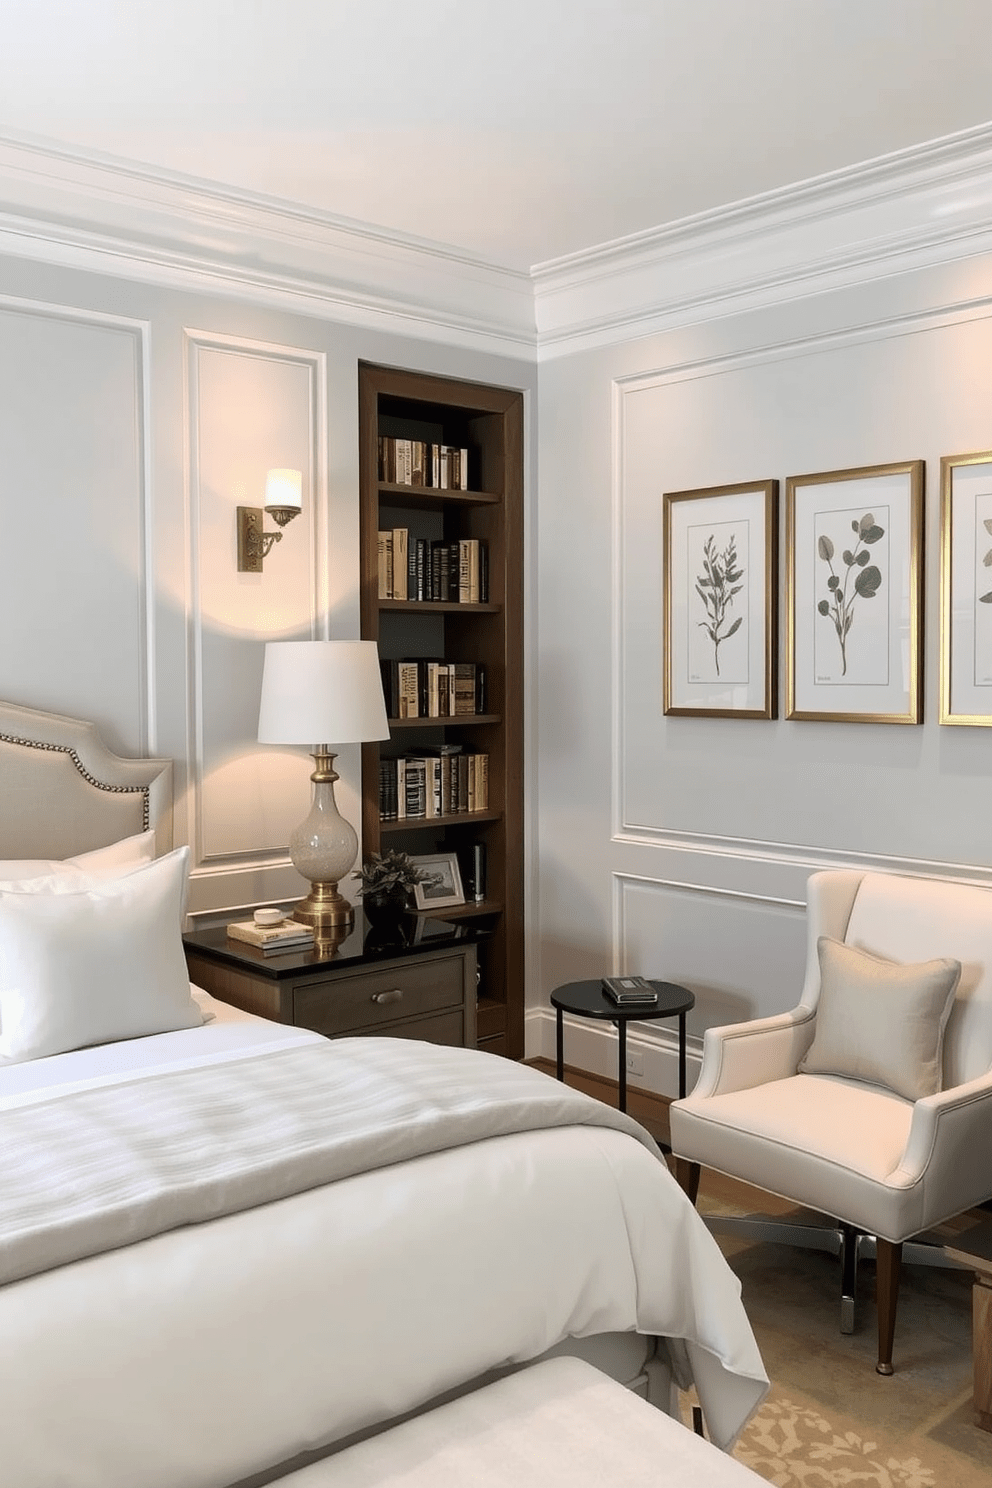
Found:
227,918 -> 315,955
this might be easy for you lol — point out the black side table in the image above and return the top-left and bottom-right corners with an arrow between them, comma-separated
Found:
550,979 -> 695,1113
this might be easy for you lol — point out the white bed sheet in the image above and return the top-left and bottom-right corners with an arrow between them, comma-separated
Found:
0,991 -> 767,1488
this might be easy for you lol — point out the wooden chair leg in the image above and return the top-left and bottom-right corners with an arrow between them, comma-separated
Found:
674,1158 -> 701,1205
875,1237 -> 903,1375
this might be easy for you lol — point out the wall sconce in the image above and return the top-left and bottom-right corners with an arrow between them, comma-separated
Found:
237,469 -> 303,572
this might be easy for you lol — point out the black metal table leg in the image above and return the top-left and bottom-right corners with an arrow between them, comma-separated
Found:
678,1010 -> 687,1099
617,1018 -> 627,1113
556,1005 -> 564,1083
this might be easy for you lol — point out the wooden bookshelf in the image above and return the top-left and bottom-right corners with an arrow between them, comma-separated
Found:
358,363 -> 524,1059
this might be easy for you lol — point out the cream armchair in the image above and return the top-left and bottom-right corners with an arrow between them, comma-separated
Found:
670,868 -> 992,1375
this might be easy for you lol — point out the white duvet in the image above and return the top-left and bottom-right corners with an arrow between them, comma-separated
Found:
0,992 -> 767,1488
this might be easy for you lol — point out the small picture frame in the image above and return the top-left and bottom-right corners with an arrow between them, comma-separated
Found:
410,851 -> 465,910
785,460 -> 924,724
663,479 -> 778,718
939,450 -> 992,726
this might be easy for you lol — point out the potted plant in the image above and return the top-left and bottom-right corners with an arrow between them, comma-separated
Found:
351,850 -> 440,925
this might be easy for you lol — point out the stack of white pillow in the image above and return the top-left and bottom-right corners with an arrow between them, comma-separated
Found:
0,835 -> 203,1063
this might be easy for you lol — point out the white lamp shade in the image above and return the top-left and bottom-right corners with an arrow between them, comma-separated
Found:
257,641 -> 389,745
264,468 -> 303,512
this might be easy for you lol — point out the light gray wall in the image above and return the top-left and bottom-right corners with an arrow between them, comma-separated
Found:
535,247 -> 992,1090
0,251 -> 537,918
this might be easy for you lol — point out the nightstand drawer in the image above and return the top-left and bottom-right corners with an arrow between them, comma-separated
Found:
294,950 -> 466,1037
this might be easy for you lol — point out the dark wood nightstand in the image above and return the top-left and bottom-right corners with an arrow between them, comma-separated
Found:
184,911 -> 477,1048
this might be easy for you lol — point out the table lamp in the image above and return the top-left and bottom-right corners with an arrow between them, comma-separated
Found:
257,640 -> 389,930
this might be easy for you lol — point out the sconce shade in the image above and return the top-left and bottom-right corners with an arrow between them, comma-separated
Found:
258,640 -> 389,745
264,468 -> 303,516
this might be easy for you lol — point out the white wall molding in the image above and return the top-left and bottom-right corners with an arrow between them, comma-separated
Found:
0,133 -> 536,358
7,126 -> 992,362
611,827 -> 992,890
535,123 -> 992,357
0,292 -> 153,751
611,287 -> 992,893
183,329 -> 327,873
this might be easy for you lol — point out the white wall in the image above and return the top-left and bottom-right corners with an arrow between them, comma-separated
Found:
534,240 -> 992,1094
0,249 -> 537,919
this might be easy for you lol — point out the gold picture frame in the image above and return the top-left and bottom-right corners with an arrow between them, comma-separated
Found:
939,450 -> 992,726
785,460 -> 924,723
663,479 -> 778,719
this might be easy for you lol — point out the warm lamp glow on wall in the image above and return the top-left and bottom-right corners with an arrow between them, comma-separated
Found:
237,469 -> 303,572
257,640 -> 389,929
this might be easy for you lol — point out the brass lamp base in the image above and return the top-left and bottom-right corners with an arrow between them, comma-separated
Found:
290,880 -> 355,930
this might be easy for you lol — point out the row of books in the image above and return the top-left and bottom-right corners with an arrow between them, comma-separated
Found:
378,530 -> 489,604
379,749 -> 489,821
381,658 -> 487,719
378,436 -> 470,490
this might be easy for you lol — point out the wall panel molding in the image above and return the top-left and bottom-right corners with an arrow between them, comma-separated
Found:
612,289 -> 992,889
0,292 -> 152,751
183,329 -> 327,874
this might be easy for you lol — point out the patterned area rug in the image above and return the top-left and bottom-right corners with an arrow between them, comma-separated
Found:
692,1199 -> 992,1488
736,1395 -> 943,1486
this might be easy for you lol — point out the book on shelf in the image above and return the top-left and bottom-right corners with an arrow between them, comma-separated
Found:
381,658 -> 486,720
379,436 -> 470,491
377,531 -> 392,600
227,918 -> 315,952
378,530 -> 488,605
377,750 -> 489,822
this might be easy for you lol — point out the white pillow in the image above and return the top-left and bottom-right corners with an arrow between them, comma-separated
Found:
799,936 -> 961,1101
0,830 -> 156,885
0,846 -> 202,1062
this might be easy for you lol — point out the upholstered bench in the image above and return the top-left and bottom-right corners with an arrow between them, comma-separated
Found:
274,1356 -> 764,1486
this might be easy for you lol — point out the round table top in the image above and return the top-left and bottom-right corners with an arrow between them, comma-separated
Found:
550,978 -> 694,1021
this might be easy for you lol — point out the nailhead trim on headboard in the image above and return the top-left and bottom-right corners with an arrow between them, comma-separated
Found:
0,732 -> 150,830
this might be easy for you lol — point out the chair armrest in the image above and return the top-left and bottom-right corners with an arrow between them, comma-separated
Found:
891,1070 -> 992,1225
690,1008 -> 817,1100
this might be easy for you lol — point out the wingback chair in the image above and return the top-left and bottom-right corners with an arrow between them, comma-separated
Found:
669,869 -> 992,1374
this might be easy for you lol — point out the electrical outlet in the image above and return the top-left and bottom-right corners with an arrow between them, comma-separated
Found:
625,1050 -> 644,1077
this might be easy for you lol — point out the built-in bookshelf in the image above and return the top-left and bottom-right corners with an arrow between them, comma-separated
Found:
359,363 -> 524,1059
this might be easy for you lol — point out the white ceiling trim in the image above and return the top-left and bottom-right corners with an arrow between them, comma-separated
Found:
3,126 -> 992,362
533,123 -> 992,358
0,134 -> 537,358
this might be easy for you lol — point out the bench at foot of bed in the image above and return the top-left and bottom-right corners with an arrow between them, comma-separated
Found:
273,1356 -> 765,1487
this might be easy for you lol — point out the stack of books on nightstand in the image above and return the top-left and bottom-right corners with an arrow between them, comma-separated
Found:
226,918 -> 315,955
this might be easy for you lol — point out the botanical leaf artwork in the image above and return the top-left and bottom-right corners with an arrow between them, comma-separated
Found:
980,518 -> 992,606
816,512 -> 884,675
695,532 -> 744,676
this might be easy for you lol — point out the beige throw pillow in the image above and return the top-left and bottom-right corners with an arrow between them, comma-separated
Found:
799,936 -> 961,1101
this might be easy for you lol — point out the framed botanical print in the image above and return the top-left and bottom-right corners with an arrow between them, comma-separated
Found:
663,479 -> 778,719
785,460 -> 924,723
939,450 -> 992,725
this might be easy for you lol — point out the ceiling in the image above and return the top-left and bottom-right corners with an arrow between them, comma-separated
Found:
3,1 -> 992,272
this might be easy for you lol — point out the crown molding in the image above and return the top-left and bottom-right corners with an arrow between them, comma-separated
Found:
533,122 -> 992,357
5,125 -> 992,362
0,132 -> 536,357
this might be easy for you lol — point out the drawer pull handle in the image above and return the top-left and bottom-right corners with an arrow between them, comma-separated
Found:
371,989 -> 404,1005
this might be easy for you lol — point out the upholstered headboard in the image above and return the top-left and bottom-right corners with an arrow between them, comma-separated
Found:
0,700 -> 173,860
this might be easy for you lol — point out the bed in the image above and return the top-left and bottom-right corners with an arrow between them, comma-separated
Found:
0,699 -> 768,1488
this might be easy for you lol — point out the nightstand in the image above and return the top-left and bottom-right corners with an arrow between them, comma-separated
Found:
183,910 -> 477,1048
